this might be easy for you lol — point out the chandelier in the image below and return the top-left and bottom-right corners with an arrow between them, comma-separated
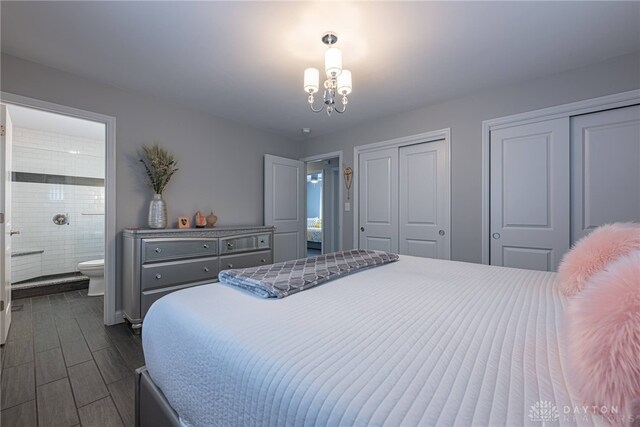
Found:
303,32 -> 352,116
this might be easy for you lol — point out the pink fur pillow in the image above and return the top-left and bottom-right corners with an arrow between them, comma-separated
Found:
558,223 -> 640,297
565,250 -> 640,423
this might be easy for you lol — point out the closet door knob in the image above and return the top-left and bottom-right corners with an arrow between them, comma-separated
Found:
492,233 -> 501,240
360,227 -> 365,232
439,230 -> 445,236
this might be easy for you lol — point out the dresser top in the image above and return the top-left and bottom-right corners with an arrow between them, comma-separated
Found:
123,225 -> 274,238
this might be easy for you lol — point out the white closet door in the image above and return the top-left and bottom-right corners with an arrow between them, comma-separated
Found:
264,154 -> 305,262
399,140 -> 449,259
571,105 -> 640,242
358,148 -> 399,253
490,118 -> 570,271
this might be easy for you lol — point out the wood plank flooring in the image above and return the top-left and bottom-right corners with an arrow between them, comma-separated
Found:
1,291 -> 144,427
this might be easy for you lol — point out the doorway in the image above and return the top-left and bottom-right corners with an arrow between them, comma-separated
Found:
263,151 -> 343,262
305,157 -> 340,257
300,151 -> 343,258
0,93 -> 117,334
8,105 -> 106,295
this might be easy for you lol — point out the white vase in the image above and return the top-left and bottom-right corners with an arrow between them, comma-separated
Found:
148,193 -> 167,229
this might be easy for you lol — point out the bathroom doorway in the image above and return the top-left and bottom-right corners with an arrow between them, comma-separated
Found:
1,93 -> 117,328
8,105 -> 106,299
303,152 -> 343,257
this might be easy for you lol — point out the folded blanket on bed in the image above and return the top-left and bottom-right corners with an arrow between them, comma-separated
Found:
218,249 -> 399,298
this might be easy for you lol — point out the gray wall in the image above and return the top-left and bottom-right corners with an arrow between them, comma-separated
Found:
2,50 -> 639,307
1,53 -> 300,310
302,52 -> 640,263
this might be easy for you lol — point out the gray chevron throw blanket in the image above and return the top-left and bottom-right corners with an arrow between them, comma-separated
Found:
218,249 -> 399,298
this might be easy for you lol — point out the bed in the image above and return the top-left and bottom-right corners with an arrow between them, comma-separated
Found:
307,218 -> 322,250
140,255 -> 605,427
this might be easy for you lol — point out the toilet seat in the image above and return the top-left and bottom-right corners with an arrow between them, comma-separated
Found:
78,259 -> 104,270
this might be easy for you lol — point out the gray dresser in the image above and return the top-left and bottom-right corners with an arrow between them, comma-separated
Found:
122,226 -> 274,329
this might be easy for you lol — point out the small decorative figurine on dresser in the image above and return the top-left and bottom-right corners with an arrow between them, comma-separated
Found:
194,211 -> 206,228
206,211 -> 218,228
140,144 -> 179,229
177,216 -> 190,229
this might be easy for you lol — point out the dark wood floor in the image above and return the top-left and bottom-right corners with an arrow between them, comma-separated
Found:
1,290 -> 145,427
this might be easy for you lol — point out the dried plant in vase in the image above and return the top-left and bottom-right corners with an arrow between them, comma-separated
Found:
140,144 -> 179,229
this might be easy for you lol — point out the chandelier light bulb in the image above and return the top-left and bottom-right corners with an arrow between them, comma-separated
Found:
324,47 -> 342,78
303,68 -> 319,94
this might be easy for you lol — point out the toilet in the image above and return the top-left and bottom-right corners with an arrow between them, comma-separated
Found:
77,259 -> 105,296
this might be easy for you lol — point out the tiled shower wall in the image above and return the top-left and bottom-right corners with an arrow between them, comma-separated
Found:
11,127 -> 105,283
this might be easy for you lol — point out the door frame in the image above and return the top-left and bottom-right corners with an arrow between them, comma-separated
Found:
481,89 -> 640,265
353,128 -> 451,259
300,150 -> 344,252
1,104 -> 13,344
0,91 -> 118,326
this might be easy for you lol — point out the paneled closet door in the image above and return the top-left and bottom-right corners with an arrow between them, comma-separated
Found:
399,140 -> 449,258
358,148 -> 399,253
571,105 -> 640,242
490,118 -> 570,271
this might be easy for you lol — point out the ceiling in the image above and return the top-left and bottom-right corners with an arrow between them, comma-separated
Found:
7,104 -> 106,140
2,2 -> 639,140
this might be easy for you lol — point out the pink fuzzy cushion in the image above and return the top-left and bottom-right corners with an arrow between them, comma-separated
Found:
565,250 -> 640,423
558,223 -> 640,297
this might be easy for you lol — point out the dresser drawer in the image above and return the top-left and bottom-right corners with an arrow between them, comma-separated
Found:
141,257 -> 219,291
142,238 -> 217,263
141,282 -> 206,318
220,234 -> 271,255
220,250 -> 272,270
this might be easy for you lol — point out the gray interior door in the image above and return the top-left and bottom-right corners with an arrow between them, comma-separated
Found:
358,148 -> 399,253
490,118 -> 570,271
264,154 -> 305,262
571,105 -> 640,242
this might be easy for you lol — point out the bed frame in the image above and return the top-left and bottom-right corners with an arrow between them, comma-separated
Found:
135,366 -> 181,427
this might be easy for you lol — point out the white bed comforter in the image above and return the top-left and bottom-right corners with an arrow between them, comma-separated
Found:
143,256 -> 604,427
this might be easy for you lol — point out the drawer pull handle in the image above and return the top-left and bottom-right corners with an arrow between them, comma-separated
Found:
227,264 -> 233,268
203,244 -> 209,249
155,274 -> 162,280
155,248 -> 162,253
260,259 -> 266,263
204,267 -> 210,273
